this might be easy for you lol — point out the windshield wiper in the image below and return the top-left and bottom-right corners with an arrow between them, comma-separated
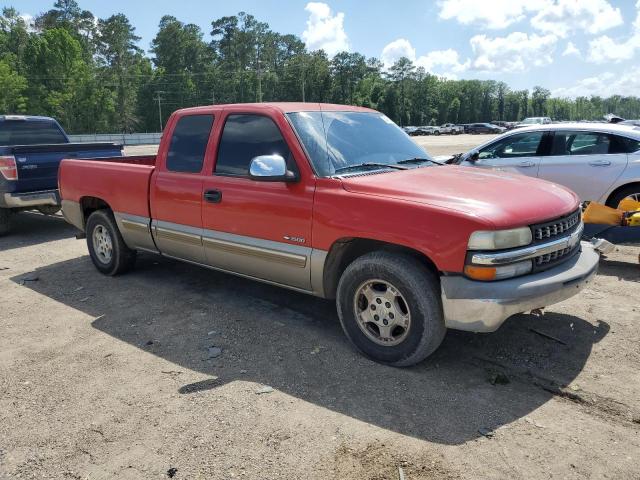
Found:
334,162 -> 408,174
396,157 -> 443,166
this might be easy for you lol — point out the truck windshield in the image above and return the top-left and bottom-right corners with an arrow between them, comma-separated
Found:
0,120 -> 67,145
287,111 -> 431,176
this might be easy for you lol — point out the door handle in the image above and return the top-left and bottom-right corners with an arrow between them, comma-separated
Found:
204,189 -> 222,203
518,160 -> 535,167
589,160 -> 611,166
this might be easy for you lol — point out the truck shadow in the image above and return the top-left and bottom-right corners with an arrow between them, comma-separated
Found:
11,253 -> 608,445
597,257 -> 640,283
0,211 -> 76,251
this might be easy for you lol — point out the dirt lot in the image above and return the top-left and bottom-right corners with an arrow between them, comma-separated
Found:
1,135 -> 639,479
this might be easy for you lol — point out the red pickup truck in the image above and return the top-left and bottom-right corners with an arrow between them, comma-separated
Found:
59,103 -> 599,366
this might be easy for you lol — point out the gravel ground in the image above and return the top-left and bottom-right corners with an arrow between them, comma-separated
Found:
0,135 -> 639,479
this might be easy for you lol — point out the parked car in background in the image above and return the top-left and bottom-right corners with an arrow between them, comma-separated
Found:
465,123 -> 506,134
403,126 -> 421,136
452,123 -> 640,206
439,123 -> 463,134
419,126 -> 440,135
514,117 -> 552,128
0,115 -> 123,235
491,121 -> 517,130
59,103 -> 598,366
619,119 -> 640,127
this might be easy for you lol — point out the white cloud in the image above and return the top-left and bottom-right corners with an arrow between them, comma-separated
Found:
438,0 -> 622,38
302,2 -> 349,56
470,32 -> 558,72
415,50 -> 470,78
587,34 -> 640,63
586,1 -> 640,63
380,38 -> 415,68
437,0 -> 547,30
531,0 -> 623,38
380,39 -> 468,78
562,41 -> 580,56
552,68 -> 640,97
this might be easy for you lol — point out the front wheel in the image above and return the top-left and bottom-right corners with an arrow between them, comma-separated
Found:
86,210 -> 136,275
336,251 -> 446,367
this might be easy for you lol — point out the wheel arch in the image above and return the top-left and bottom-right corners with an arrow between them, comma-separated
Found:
605,181 -> 640,207
321,237 -> 440,299
79,196 -> 112,227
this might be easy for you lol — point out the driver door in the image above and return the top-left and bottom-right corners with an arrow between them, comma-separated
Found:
463,131 -> 546,177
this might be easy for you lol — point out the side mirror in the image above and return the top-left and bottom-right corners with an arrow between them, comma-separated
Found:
468,151 -> 480,162
248,155 -> 297,182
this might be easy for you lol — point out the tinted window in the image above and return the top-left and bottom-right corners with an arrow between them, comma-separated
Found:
550,131 -> 611,156
215,115 -> 291,176
610,135 -> 640,153
478,131 -> 544,159
166,114 -> 213,173
0,120 -> 66,145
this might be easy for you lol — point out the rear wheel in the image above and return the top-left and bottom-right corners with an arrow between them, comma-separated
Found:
606,185 -> 640,209
336,251 -> 446,367
86,209 -> 136,275
0,208 -> 11,236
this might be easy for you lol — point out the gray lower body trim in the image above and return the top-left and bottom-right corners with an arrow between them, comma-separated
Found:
113,217 -> 329,294
1,189 -> 60,209
61,199 -> 84,230
114,212 -> 158,252
441,242 -> 599,333
202,229 -> 313,290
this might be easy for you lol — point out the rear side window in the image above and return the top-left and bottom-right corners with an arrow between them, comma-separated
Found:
215,114 -> 291,176
610,135 -> 640,153
550,131 -> 610,156
166,114 -> 214,173
0,120 -> 67,145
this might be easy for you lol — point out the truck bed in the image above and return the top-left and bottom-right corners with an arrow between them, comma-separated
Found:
58,155 -> 157,219
1,142 -> 124,194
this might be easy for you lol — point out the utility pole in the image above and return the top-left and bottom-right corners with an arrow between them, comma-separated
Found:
211,88 -> 215,105
155,91 -> 165,132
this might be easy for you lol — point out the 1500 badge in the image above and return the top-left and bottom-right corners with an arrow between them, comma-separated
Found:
283,235 -> 305,244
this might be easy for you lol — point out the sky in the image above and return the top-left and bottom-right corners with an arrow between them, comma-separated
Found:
9,0 -> 640,97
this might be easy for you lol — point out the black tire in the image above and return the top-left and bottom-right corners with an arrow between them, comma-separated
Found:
336,251 -> 446,367
605,184 -> 640,209
0,208 -> 11,236
434,130 -> 440,136
86,209 -> 136,275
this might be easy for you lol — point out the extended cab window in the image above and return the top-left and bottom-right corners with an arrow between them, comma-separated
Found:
166,114 -> 214,173
478,131 -> 544,159
0,120 -> 66,145
215,114 -> 291,176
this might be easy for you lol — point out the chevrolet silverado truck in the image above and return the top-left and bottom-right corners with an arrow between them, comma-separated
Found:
0,115 -> 123,235
59,103 -> 599,366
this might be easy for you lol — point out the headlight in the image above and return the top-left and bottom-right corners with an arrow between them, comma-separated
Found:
464,260 -> 532,281
468,227 -> 532,250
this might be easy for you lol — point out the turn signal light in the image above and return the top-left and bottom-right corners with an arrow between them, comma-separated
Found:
0,155 -> 18,180
464,265 -> 497,281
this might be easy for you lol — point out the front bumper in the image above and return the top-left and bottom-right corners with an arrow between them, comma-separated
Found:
0,189 -> 60,209
441,242 -> 599,332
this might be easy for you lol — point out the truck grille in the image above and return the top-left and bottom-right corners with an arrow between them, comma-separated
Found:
533,244 -> 578,269
532,209 -> 581,242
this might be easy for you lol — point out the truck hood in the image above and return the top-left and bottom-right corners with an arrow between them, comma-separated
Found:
339,165 -> 579,228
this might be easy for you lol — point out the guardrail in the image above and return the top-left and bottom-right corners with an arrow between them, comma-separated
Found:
67,133 -> 162,145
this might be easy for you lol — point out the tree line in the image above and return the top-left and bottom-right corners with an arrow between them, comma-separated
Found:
2,0 -> 640,134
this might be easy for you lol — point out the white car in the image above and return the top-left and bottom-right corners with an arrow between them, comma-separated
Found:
456,123 -> 640,206
515,117 -> 552,128
440,123 -> 463,134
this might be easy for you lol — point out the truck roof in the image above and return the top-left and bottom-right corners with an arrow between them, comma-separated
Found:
0,115 -> 57,122
175,102 -> 376,115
